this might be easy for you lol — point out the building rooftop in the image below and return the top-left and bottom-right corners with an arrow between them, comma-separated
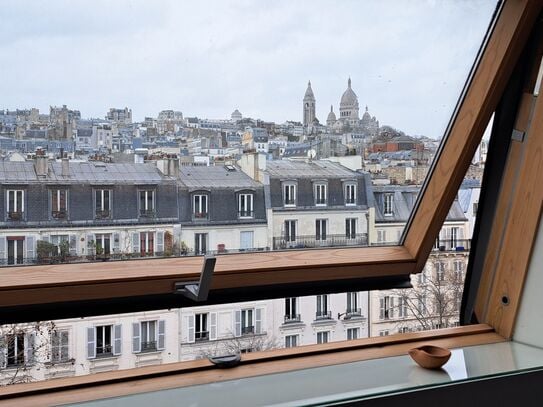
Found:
178,165 -> 262,189
266,160 -> 360,178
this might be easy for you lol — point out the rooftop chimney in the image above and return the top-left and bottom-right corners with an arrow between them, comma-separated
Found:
61,157 -> 70,177
34,148 -> 48,177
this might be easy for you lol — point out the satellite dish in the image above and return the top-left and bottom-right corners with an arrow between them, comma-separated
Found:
307,149 -> 316,159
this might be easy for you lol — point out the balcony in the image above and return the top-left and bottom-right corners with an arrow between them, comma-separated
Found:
345,308 -> 362,319
433,239 -> 471,252
241,326 -> 255,335
195,331 -> 210,342
95,210 -> 111,219
7,211 -> 23,221
284,314 -> 302,324
51,210 -> 67,219
315,311 -> 332,320
238,210 -> 254,218
141,341 -> 157,352
139,209 -> 156,218
273,233 -> 368,250
96,345 -> 113,357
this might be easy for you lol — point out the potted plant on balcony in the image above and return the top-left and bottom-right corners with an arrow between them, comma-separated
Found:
37,240 -> 58,264
94,243 -> 109,261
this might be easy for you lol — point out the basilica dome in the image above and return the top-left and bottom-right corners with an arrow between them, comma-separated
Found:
340,78 -> 359,108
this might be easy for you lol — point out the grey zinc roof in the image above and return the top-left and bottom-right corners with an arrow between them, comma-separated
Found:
266,160 -> 358,178
178,165 -> 262,189
0,161 -> 165,184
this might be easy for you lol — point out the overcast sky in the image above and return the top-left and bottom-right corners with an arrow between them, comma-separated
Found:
1,0 -> 497,138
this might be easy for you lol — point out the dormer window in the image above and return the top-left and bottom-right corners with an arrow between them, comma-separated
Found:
283,183 -> 296,207
193,194 -> 208,219
7,190 -> 24,220
384,193 -> 394,216
51,189 -> 67,219
345,183 -> 356,205
139,190 -> 155,217
238,193 -> 253,218
95,189 -> 111,219
314,183 -> 327,206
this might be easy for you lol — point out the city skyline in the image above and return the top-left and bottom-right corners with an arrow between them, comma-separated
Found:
1,0 -> 496,137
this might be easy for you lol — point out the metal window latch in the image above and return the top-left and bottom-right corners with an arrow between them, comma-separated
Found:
174,255 -> 216,302
512,129 -> 525,142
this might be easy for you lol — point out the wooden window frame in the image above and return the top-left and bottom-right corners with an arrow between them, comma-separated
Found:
1,1 -> 543,402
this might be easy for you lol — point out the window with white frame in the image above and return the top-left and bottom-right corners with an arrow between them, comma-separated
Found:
346,292 -> 359,315
284,297 -> 299,323
51,189 -> 67,218
139,232 -> 155,256
95,189 -> 111,219
283,183 -> 296,206
7,237 -> 25,265
139,190 -> 155,216
377,229 -> 387,244
450,227 -> 459,248
284,220 -> 296,242
7,189 -> 24,220
316,219 -> 327,241
6,332 -> 26,367
285,334 -> 298,348
193,194 -> 208,218
51,330 -> 70,363
93,325 -> 114,357
347,327 -> 360,340
316,295 -> 330,319
241,309 -> 254,335
379,330 -> 390,337
345,183 -> 356,205
194,233 -> 208,255
345,218 -> 356,239
379,296 -> 394,320
316,331 -> 329,344
314,183 -> 327,205
195,313 -> 209,341
234,308 -> 262,337
94,234 -> 111,256
238,193 -> 253,217
383,193 -> 394,216
132,320 -> 165,353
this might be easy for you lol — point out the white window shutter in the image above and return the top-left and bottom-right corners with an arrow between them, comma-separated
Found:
187,315 -> 195,343
132,323 -> 141,353
0,236 -> 5,264
132,232 -> 140,254
112,233 -> 120,253
156,231 -> 164,254
69,235 -> 77,256
235,310 -> 241,337
255,308 -> 263,334
158,320 -> 166,350
25,236 -> 35,263
379,298 -> 384,320
390,297 -> 395,319
209,313 -> 217,340
87,327 -> 96,359
25,333 -> 35,365
0,344 -> 6,368
113,324 -> 122,355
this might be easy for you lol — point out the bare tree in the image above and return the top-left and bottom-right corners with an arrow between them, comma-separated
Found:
197,331 -> 280,359
0,322 -> 56,386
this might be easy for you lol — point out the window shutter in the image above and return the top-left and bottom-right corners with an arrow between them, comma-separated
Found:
69,235 -> 77,256
209,313 -> 217,340
156,231 -> 164,254
390,297 -> 395,319
26,236 -> 35,263
61,331 -> 69,361
158,320 -> 165,350
187,315 -> 195,343
132,322 -> 141,353
113,324 -> 122,355
112,233 -> 120,253
235,310 -> 241,337
132,232 -> 140,254
87,327 -> 96,359
0,343 -> 6,368
255,308 -> 263,334
379,298 -> 385,320
0,236 -> 5,264
26,333 -> 35,364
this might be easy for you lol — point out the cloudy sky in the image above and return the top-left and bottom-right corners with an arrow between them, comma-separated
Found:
1,0 -> 497,138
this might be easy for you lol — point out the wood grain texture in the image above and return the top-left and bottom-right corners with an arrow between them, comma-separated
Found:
404,0 -> 542,272
0,325 -> 499,406
485,77 -> 543,338
0,246 -> 414,306
474,92 -> 535,321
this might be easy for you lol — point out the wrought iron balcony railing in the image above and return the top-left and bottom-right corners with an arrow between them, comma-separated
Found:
273,233 -> 368,250
315,311 -> 332,320
195,331 -> 210,342
141,341 -> 157,352
284,314 -> 302,324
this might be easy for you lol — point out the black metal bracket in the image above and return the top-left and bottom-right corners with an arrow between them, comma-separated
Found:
174,255 -> 216,302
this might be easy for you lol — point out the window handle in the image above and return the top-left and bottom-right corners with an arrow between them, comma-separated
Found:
174,255 -> 216,302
